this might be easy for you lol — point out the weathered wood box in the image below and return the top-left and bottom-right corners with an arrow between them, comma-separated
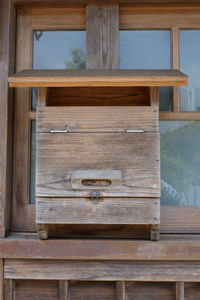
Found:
8,69 -> 188,240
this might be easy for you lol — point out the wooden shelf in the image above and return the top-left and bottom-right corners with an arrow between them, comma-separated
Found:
1,234 -> 200,260
8,69 -> 188,87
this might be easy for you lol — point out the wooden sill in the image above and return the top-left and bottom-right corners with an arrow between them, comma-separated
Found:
8,69 -> 188,87
1,233 -> 200,260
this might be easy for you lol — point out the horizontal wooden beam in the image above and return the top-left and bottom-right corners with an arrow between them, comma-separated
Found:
8,69 -> 188,88
1,235 -> 200,260
4,259 -> 200,282
12,0 -> 200,5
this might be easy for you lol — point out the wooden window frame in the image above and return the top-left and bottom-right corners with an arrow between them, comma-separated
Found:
120,4 -> 200,233
13,4 -> 200,233
13,6 -> 86,231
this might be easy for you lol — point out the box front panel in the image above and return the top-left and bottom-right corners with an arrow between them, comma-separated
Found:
36,132 -> 160,198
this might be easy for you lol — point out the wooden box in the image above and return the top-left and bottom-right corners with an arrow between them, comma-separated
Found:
8,69 -> 188,240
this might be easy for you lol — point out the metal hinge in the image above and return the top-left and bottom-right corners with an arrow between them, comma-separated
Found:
90,190 -> 101,204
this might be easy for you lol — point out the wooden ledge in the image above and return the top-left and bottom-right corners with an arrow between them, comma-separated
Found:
1,234 -> 200,260
8,69 -> 188,87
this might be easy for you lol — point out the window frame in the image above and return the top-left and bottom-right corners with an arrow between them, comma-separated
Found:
120,4 -> 200,233
13,4 -> 200,233
13,6 -> 86,231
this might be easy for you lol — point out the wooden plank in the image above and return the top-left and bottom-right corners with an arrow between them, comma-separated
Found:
12,8 -> 32,231
161,206 -> 200,233
13,280 -> 59,300
8,69 -> 188,87
36,198 -> 160,225
160,111 -> 200,120
59,280 -> 68,300
86,5 -> 119,69
0,0 -> 16,237
5,260 -> 200,282
176,282 -> 184,300
116,282 -> 125,300
36,133 -> 160,198
30,7 -> 86,29
12,0 -> 200,5
0,260 -> 3,300
120,5 -> 200,29
69,281 -> 116,300
2,236 -> 200,260
47,86 -> 151,106
37,106 -> 159,133
150,87 -> 159,107
126,282 -> 175,300
171,27 -> 180,113
38,87 -> 48,106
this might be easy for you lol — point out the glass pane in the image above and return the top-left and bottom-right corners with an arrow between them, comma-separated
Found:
119,30 -> 171,111
29,121 -> 36,204
160,121 -> 200,206
180,30 -> 200,111
31,30 -> 86,110
30,31 -> 86,203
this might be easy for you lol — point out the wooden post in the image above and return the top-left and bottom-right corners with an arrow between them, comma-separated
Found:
116,281 -> 125,300
0,0 -> 15,237
176,282 -> 184,300
38,87 -> 48,107
0,260 -> 3,300
59,280 -> 68,300
86,4 -> 119,69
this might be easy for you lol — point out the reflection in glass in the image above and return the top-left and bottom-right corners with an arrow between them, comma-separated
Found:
31,30 -> 86,110
180,30 -> 200,111
29,121 -> 36,204
119,30 -> 171,111
160,121 -> 200,206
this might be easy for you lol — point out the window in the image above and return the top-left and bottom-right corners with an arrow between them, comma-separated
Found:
13,5 -> 200,233
119,6 -> 200,232
13,7 -> 86,231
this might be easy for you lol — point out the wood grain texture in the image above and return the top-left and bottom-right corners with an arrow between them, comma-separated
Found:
5,260 -> 200,282
171,27 -> 180,113
36,133 -> 160,197
12,8 -> 32,231
2,235 -> 200,260
185,283 -> 200,300
0,260 -> 3,300
59,280 -> 68,300
161,206 -> 200,233
86,5 -> 119,69
125,281 -> 175,300
69,281 -> 116,300
116,281 -> 125,300
30,7 -> 86,29
8,69 -> 188,87
14,280 -> 59,300
37,106 -> 159,133
120,5 -> 200,29
160,112 -> 200,120
36,198 -> 160,224
47,86 -> 151,106
0,0 -> 14,237
176,282 -> 184,300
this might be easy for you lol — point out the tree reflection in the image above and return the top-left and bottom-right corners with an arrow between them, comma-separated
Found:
161,121 -> 200,206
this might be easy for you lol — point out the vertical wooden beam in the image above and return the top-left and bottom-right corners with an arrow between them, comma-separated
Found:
38,88 -> 48,107
12,9 -> 32,231
0,260 -> 3,300
150,87 -> 159,107
59,280 -> 68,300
86,4 -> 119,69
171,27 -> 180,112
116,281 -> 125,300
0,0 -> 15,237
176,282 -> 184,300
